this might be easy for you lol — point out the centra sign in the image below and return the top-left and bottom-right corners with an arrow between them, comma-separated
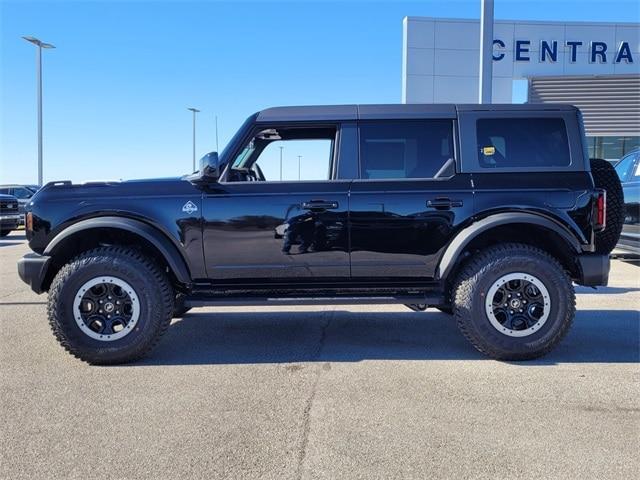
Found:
492,39 -> 634,64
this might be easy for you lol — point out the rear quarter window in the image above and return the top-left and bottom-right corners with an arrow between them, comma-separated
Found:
477,118 -> 570,169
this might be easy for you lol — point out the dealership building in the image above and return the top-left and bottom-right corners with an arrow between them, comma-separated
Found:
402,17 -> 640,160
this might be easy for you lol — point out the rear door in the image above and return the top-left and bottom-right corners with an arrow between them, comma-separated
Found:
349,118 -> 474,280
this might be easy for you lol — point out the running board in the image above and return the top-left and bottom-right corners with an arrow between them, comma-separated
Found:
184,294 -> 444,308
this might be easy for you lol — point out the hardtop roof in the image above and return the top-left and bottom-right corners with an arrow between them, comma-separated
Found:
255,103 -> 578,122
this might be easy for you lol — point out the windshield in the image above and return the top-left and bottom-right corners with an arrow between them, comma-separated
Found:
219,114 -> 257,164
231,140 -> 256,169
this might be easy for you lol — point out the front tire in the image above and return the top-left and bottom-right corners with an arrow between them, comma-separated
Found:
48,247 -> 174,365
453,243 -> 575,360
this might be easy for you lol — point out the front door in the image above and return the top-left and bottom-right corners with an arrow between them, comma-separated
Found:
349,119 -> 474,280
202,124 -> 351,281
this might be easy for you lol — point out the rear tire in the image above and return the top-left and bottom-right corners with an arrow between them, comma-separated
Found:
453,243 -> 575,360
48,246 -> 174,365
590,158 -> 624,254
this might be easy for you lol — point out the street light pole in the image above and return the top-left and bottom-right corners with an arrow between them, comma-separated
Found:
478,0 -> 494,103
279,146 -> 284,181
297,155 -> 302,180
23,36 -> 55,186
187,107 -> 200,171
215,115 -> 219,152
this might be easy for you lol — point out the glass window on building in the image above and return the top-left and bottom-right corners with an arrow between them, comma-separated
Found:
587,136 -> 640,162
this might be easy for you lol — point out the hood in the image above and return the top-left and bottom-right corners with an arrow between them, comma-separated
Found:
31,176 -> 198,204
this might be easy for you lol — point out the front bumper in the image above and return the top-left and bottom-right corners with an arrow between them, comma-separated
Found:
0,214 -> 21,229
577,253 -> 610,287
17,253 -> 51,294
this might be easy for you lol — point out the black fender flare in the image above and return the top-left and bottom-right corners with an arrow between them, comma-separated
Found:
436,212 -> 582,280
44,216 -> 192,284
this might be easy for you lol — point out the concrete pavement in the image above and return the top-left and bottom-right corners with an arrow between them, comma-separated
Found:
1,231 -> 638,479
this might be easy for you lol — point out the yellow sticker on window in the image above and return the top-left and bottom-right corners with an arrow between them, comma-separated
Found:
482,146 -> 496,156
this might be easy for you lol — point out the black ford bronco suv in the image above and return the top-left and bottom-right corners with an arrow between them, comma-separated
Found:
18,104 -> 623,365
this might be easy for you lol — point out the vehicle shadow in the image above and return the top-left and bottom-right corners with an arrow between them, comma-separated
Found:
0,242 -> 22,248
575,286 -> 640,294
0,302 -> 47,306
139,309 -> 639,366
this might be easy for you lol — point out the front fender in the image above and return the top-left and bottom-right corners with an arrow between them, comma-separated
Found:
43,216 -> 192,284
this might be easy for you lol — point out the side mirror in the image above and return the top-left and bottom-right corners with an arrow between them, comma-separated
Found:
198,151 -> 221,181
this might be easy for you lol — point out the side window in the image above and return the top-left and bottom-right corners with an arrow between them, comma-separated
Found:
359,120 -> 454,179
0,188 -> 10,195
12,188 -> 32,199
477,118 -> 570,168
614,153 -> 636,182
228,127 -> 335,182
255,139 -> 333,181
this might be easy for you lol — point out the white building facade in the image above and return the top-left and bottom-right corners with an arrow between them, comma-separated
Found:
402,17 -> 640,159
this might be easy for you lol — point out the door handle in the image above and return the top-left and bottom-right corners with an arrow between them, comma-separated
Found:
427,198 -> 463,210
301,200 -> 339,210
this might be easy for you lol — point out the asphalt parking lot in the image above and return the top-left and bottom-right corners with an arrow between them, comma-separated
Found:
1,230 -> 638,480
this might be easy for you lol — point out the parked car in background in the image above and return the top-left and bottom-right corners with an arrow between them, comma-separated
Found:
0,185 -> 39,224
0,194 -> 21,236
614,149 -> 640,255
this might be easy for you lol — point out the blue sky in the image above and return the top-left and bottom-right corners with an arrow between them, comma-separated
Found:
1,0 -> 638,183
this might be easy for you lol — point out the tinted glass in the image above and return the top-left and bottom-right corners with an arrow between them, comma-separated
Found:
359,121 -> 454,179
614,153 -> 637,182
588,136 -> 640,161
477,118 -> 570,168
12,188 -> 33,199
0,188 -> 10,195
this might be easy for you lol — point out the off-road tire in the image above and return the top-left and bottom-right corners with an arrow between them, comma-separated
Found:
48,246 -> 174,365
453,243 -> 575,360
590,158 -> 624,254
173,294 -> 192,318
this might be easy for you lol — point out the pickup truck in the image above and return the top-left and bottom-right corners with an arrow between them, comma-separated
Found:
0,194 -> 21,236
17,104 -> 622,364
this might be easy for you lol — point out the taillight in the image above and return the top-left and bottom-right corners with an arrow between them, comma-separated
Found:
594,189 -> 606,231
26,212 -> 33,232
